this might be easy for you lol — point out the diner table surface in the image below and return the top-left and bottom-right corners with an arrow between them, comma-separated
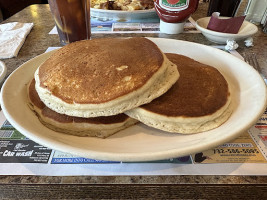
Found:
0,2 -> 267,199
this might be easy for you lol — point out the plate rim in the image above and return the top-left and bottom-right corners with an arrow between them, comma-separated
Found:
0,60 -> 7,84
1,38 -> 266,162
91,8 -> 156,14
90,7 -> 157,19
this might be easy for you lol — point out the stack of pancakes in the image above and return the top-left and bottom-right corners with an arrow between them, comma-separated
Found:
28,37 -> 232,138
29,37 -> 179,138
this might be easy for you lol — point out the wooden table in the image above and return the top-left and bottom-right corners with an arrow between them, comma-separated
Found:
0,3 -> 267,199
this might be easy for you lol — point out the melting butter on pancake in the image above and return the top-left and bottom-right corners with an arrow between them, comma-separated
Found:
28,79 -> 138,138
125,53 -> 232,134
35,37 -> 179,117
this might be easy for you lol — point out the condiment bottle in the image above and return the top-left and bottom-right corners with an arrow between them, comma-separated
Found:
154,0 -> 199,34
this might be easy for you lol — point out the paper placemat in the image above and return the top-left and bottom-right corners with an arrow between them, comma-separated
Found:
0,110 -> 267,176
49,17 -> 199,34
0,47 -> 267,176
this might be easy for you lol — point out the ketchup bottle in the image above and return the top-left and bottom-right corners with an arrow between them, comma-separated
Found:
154,0 -> 199,34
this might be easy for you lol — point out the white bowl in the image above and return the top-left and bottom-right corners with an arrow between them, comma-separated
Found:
0,61 -> 7,84
196,17 -> 258,44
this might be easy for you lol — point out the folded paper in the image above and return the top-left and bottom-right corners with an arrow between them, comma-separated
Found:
0,22 -> 34,59
207,12 -> 245,34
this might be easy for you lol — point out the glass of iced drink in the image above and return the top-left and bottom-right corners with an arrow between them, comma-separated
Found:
48,0 -> 91,45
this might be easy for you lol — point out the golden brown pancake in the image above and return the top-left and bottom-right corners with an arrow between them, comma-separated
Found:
125,53 -> 232,134
28,79 -> 138,138
34,37 -> 179,117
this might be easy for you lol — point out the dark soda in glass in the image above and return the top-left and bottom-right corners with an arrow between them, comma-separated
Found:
48,0 -> 91,45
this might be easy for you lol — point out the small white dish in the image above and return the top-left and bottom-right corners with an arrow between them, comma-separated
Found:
0,60 -> 7,84
196,17 -> 258,44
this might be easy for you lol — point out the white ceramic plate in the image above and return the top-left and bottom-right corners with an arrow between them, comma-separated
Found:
91,8 -> 157,20
0,60 -> 7,84
196,17 -> 258,44
1,38 -> 266,162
